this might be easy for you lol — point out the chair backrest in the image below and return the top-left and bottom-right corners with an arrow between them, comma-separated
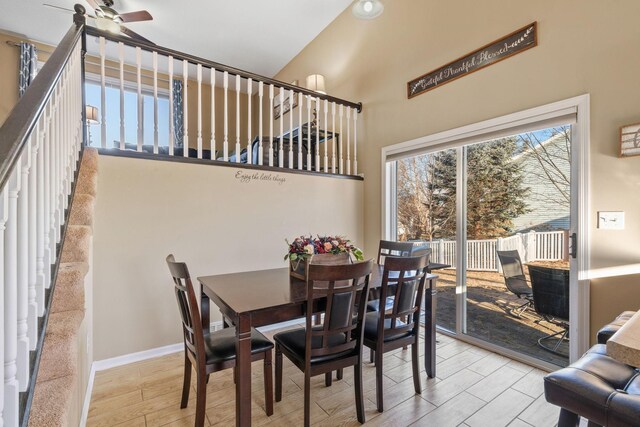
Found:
378,255 -> 430,340
528,265 -> 570,320
166,255 -> 205,364
310,252 -> 352,265
496,250 -> 531,295
377,240 -> 415,265
305,260 -> 373,363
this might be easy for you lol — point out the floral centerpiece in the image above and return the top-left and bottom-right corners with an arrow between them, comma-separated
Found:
285,235 -> 364,279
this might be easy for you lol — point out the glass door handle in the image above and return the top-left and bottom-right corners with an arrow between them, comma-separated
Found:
569,233 -> 577,259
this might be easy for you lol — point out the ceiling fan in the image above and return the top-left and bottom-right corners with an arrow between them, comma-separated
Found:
44,0 -> 154,44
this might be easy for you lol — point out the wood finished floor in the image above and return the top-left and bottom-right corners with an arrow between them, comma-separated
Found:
86,328 -> 563,427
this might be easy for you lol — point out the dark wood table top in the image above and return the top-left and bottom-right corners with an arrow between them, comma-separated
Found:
198,265 -> 437,315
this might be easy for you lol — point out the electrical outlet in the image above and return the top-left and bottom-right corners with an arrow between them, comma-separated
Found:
598,211 -> 624,230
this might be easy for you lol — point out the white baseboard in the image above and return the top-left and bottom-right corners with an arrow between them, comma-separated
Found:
80,320 -> 224,425
256,318 -> 304,332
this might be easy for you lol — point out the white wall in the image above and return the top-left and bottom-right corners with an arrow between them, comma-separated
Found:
92,155 -> 363,360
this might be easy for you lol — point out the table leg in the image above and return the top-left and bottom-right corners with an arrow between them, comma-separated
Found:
201,289 -> 210,332
235,313 -> 252,427
424,278 -> 437,378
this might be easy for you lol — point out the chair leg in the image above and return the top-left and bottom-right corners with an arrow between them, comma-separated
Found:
195,369 -> 207,427
180,351 -> 191,409
275,344 -> 283,402
411,342 -> 421,395
558,408 -> 580,427
304,372 -> 311,427
375,348 -> 384,412
337,368 -> 343,380
263,351 -> 274,416
370,348 -> 374,364
325,372 -> 332,387
354,359 -> 365,424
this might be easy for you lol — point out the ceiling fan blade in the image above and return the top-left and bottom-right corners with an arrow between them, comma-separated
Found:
43,3 -> 75,13
120,26 -> 155,45
118,10 -> 153,23
85,0 -> 100,10
44,3 -> 96,18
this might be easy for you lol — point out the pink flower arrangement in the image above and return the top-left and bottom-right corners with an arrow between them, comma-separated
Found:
284,235 -> 364,262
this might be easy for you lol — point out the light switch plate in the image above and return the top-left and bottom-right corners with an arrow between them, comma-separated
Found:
598,211 -> 625,229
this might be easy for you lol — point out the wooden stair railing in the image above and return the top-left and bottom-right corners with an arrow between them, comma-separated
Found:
0,5 -> 87,426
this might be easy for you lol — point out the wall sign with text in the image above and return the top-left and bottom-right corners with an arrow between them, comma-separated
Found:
407,22 -> 537,98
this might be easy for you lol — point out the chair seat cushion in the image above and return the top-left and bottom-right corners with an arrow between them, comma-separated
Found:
273,328 -> 355,364
363,312 -> 411,342
204,327 -> 273,365
544,344 -> 640,426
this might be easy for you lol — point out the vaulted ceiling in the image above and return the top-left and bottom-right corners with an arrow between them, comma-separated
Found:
0,0 -> 352,77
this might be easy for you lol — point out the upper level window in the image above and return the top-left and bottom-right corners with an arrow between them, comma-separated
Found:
84,80 -> 170,148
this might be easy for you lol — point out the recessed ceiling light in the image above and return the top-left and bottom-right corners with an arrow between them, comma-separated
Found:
352,0 -> 384,20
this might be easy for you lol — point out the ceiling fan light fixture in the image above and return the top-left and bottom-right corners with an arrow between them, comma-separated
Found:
352,0 -> 383,20
95,16 -> 120,34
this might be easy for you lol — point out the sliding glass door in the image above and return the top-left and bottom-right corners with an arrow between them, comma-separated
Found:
390,124 -> 574,368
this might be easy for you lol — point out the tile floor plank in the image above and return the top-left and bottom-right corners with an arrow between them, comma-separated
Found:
87,331 -> 562,427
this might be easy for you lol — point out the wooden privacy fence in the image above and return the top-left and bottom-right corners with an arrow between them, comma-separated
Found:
423,230 -> 568,271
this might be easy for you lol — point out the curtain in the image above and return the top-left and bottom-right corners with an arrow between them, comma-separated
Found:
19,42 -> 38,97
173,80 -> 184,147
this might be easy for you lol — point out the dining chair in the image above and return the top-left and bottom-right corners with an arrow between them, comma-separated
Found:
165,255 -> 274,426
362,255 -> 430,412
496,250 -> 534,317
274,260 -> 373,427
528,264 -> 570,355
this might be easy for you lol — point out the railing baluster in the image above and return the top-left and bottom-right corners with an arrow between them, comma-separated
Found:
247,78 -> 252,165
210,68 -> 216,160
288,89 -> 293,169
182,60 -> 189,158
258,82 -> 263,165
28,128 -> 39,351
278,88 -> 284,168
269,84 -> 274,167
353,109 -> 358,175
5,164 -> 21,427
323,99 -> 328,173
223,71 -> 229,161
235,75 -> 241,163
118,42 -> 125,150
18,145 -> 31,391
43,103 -> 51,290
197,64 -> 202,159
0,188 -> 7,424
168,56 -> 174,156
297,92 -> 303,170
153,51 -> 159,155
339,104 -> 344,174
315,97 -> 320,171
36,114 -> 46,316
331,102 -> 336,174
346,106 -> 351,175
136,47 -> 143,152
306,96 -> 311,171
99,36 -> 106,148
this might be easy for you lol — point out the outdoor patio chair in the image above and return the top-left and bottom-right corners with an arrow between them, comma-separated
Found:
528,265 -> 570,355
496,250 -> 534,317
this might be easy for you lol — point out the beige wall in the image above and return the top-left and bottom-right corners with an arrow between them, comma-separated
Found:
0,33 -> 22,126
0,30 -> 53,126
274,0 -> 640,336
92,155 -> 363,360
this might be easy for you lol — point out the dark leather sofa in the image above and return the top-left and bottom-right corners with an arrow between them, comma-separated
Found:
543,312 -> 640,427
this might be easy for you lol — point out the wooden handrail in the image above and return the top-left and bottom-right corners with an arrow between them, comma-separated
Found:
0,10 -> 85,191
84,25 -> 363,113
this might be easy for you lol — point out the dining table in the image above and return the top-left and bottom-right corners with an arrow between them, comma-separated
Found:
198,263 -> 439,427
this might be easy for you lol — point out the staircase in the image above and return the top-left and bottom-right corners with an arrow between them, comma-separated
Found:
28,148 -> 97,426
